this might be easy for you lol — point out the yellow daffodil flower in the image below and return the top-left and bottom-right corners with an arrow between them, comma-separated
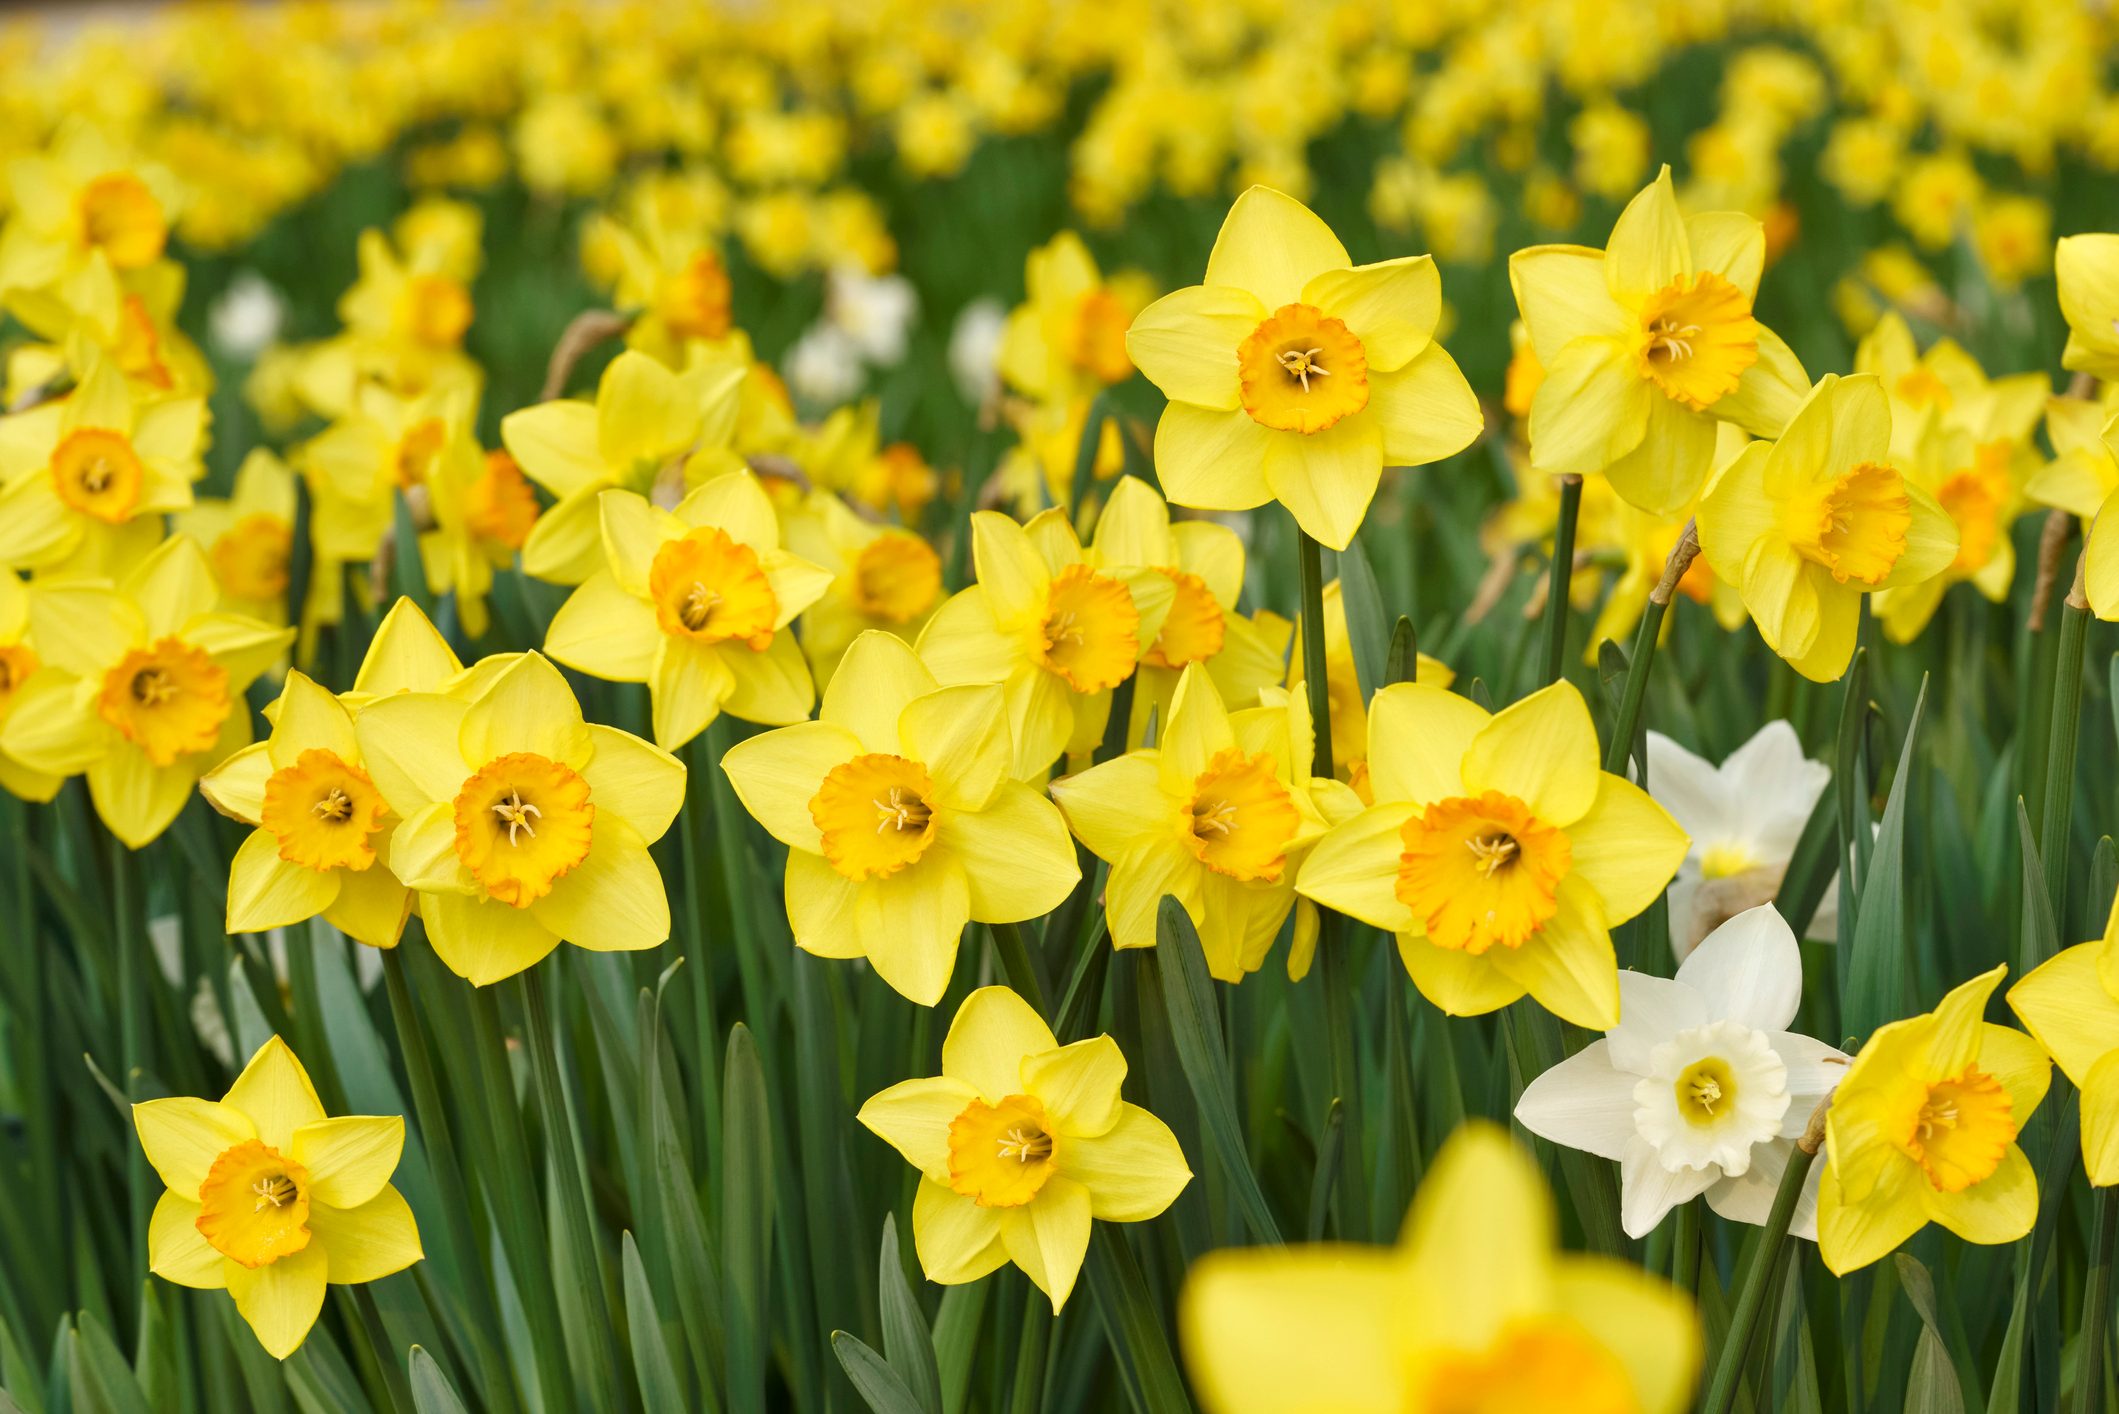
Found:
1285,577 -> 1453,797
1083,476 -> 1287,743
1818,965 -> 2049,1275
918,508 -> 1173,778
721,631 -> 1078,1005
419,445 -> 541,641
589,208 -> 739,364
1295,681 -> 1686,1028
544,471 -> 831,749
1181,1121 -> 1699,1414
2028,395 -> 2119,528
1051,665 -> 1356,982
999,230 -> 1146,403
0,573 -> 60,803
1126,185 -> 1482,550
0,536 -> 291,846
0,348 -> 203,574
857,985 -> 1189,1310
301,382 -> 476,568
353,651 -> 684,984
1697,373 -> 1958,682
8,257 -> 209,401
2055,233 -> 2119,381
199,670 -> 412,949
502,349 -> 746,584
346,597 -> 466,707
2008,897 -> 2119,1185
0,121 -> 178,335
177,448 -> 297,625
1510,167 -> 1810,516
133,1036 -> 421,1359
293,226 -> 481,420
783,489 -> 944,689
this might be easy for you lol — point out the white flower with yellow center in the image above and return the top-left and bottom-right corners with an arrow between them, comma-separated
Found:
1647,721 -> 1839,959
353,651 -> 685,985
1516,906 -> 1850,1239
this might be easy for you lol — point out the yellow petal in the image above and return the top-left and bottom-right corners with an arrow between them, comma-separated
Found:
912,587 -> 1015,687
500,398 -> 602,496
353,599 -> 462,697
461,653 -> 591,772
942,984 -> 1058,1099
266,672 -> 357,771
1050,753 -> 1165,862
1488,879 -> 1620,1029
722,720 -> 863,853
718,632 -> 816,726
1715,326 -> 1810,440
227,828 -> 340,934
581,725 -> 685,843
857,1076 -> 979,1183
533,818 -> 670,952
1158,663 -> 1237,800
1565,774 -> 1689,925
225,1241 -> 329,1358
1980,1023 -> 2052,1128
821,629 -> 938,754
1001,1174 -> 1092,1311
912,1176 -> 1008,1285
89,738 -> 202,848
1401,1122 -> 1555,1349
1526,336 -> 1654,478
388,801 -> 476,894
650,636 -> 736,750
199,743 -> 273,825
2081,1052 -> 2119,1187
224,1036 -> 327,1152
1021,1035 -> 1127,1138
1203,186 -> 1350,309
1124,285 -> 1258,410
784,849 -> 871,960
1367,344 -> 1483,469
597,351 -> 699,470
522,485 -> 609,585
1509,243 -> 1629,368
310,1185 -> 423,1284
673,466 -> 781,551
1294,801 -> 1417,933
1063,1104 -> 1191,1221
969,511 -> 1051,628
1364,683 -> 1486,808
134,1097 -> 256,1194
1553,1257 -> 1703,1414
354,693 -> 472,814
857,857 -> 973,1007
148,1192 -> 227,1290
1463,680 -> 1600,827
545,571 -> 659,682
1920,1144 -> 2036,1247
1106,836 -> 1203,952
1301,255 -> 1438,372
1771,373 -> 1890,490
1603,394 -> 1716,518
902,684 -> 1011,811
1153,403 -> 1274,513
941,781 -> 1079,923
1684,210 -> 1765,297
1261,415 -> 1382,553
423,890 -> 562,986
1180,1243 -> 1403,1413
321,865 -> 411,951
290,1116 -> 404,1209
1873,482 -> 1961,591
1603,167 -> 1690,303
2010,941 -> 2119,1087
1397,932 -> 1526,1018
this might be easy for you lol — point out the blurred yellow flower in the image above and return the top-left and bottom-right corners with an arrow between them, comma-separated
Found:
2009,895 -> 2119,1185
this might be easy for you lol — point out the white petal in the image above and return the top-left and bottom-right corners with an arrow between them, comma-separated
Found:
1676,904 -> 1803,1032
1513,1039 -> 1640,1162
1769,1031 -> 1852,1138
1618,1135 -> 1719,1240
1644,731 -> 1730,846
1607,973 -> 1710,1073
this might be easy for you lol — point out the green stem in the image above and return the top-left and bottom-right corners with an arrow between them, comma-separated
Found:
680,738 -> 725,1177
1542,474 -> 1583,687
2041,587 -> 2090,926
108,829 -> 147,1280
1700,1122 -> 1822,1414
1671,1197 -> 1700,1297
1007,1284 -> 1053,1414
514,966 -> 623,1414
2081,1183 -> 2118,1414
349,1283 -> 413,1414
990,921 -> 1048,1017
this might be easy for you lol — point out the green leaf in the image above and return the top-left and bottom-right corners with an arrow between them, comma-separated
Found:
641,970 -> 726,1410
622,1232 -> 689,1411
1337,535 -> 1390,701
832,1333 -> 928,1414
929,1283 -> 987,1414
875,1215 -> 942,1414
1844,674 -> 1925,1043
720,1025 -> 774,1414
407,1346 -> 470,1414
65,1310 -> 150,1414
1151,897 -> 1282,1245
1305,1098 -> 1344,1242
1896,1253 -> 1980,1412
1384,615 -> 1418,686
2016,803 -> 2059,977
1776,778 -> 1844,944
1083,1230 -> 1190,1414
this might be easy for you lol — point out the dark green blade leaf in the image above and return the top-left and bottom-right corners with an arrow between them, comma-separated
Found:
832,1333 -> 929,1414
1338,535 -> 1390,701
408,1347 -> 470,1414
875,1215 -> 942,1414
1844,675 -> 1925,1042
623,1232 -> 689,1411
720,1025 -> 774,1414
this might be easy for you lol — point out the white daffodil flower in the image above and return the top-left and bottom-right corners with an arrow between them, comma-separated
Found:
1648,721 -> 1839,959
1515,905 -> 1850,1240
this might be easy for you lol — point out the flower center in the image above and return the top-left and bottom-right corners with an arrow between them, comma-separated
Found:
1417,1320 -> 1637,1414
394,418 -> 449,489
947,1094 -> 1058,1208
1396,791 -> 1572,954
1182,747 -> 1301,882
211,513 -> 294,602
1787,461 -> 1912,585
0,643 -> 37,706
809,753 -> 938,881
1895,367 -> 1952,411
659,252 -> 734,342
399,273 -> 473,350
1698,842 -> 1757,881
451,752 -> 596,907
1903,1065 -> 2015,1193
1035,563 -> 1139,694
1142,568 -> 1226,669
1939,451 -> 2008,574
77,172 -> 167,269
51,428 -> 146,524
195,1139 -> 312,1269
117,294 -> 173,389
852,532 -> 942,624
1067,288 -> 1134,384
465,450 -> 541,551
1676,1057 -> 1737,1125
648,527 -> 780,648
1237,303 -> 1370,434
97,639 -> 231,767
1634,271 -> 1759,410
262,748 -> 391,873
